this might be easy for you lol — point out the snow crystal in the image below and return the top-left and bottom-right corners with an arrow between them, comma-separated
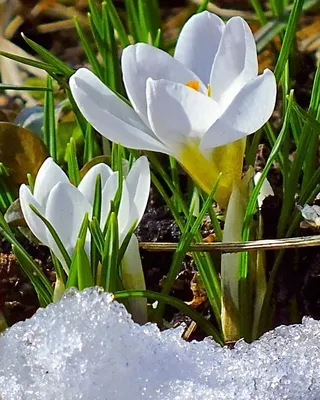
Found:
1,287 -> 320,399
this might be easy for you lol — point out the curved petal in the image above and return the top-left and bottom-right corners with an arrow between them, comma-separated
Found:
118,181 -> 131,242
121,233 -> 147,324
146,78 -> 220,147
201,69 -> 276,149
122,43 -> 206,125
45,183 -> 91,261
70,68 -> 167,153
19,184 -> 48,246
254,172 -> 274,208
210,17 -> 258,110
174,11 -> 225,84
125,156 -> 150,229
101,172 -> 117,228
78,163 -> 113,205
33,158 -> 69,206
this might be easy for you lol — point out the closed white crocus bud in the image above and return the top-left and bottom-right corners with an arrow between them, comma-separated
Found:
19,157 -> 150,280
70,11 -> 276,207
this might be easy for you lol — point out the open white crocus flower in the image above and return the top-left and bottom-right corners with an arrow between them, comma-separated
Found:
19,157 -> 150,321
70,11 -> 276,207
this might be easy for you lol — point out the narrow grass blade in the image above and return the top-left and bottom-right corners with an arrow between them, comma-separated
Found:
65,137 -> 80,186
22,33 -> 74,77
102,212 -> 119,292
74,16 -> 103,80
43,75 -> 57,161
0,51 -> 57,74
29,204 -> 72,271
114,289 -> 223,344
274,0 -> 304,81
0,212 -> 53,305
106,0 -> 130,48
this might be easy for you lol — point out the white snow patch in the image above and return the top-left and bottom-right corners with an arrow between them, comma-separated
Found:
0,287 -> 320,399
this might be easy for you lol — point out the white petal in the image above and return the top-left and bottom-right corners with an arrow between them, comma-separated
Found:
125,156 -> 150,229
101,172 -> 118,228
210,17 -> 258,110
121,233 -> 147,324
118,182 -> 131,242
174,11 -> 225,84
33,158 -> 69,206
201,69 -> 276,149
254,172 -> 274,208
70,68 -> 167,153
78,163 -> 113,205
146,78 -> 220,146
122,43 -> 206,125
19,185 -> 48,246
45,183 -> 91,262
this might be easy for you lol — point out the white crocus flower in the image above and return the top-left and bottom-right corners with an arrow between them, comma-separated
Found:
70,11 -> 276,207
19,157 -> 150,321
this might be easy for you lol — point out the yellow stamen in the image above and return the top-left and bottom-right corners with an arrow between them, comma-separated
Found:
186,80 -> 200,91
207,84 -> 212,97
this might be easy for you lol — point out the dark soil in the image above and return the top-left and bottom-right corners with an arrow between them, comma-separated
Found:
0,238 -> 54,326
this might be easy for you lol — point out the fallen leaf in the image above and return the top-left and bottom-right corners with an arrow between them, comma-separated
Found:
0,122 -> 48,184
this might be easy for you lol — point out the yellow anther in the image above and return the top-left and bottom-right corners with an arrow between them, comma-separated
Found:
186,80 -> 200,91
207,84 -> 212,97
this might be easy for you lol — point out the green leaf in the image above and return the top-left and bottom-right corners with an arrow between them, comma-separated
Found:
88,0 -> 104,38
0,83 -> 52,92
22,33 -> 74,77
117,219 -> 138,265
0,50 -> 57,74
114,289 -> 223,345
80,155 -> 110,178
197,0 -> 210,12
274,0 -> 304,82
0,212 -> 52,305
74,16 -> 103,80
102,212 -> 119,292
44,75 -> 57,161
66,213 -> 92,290
155,175 -> 221,323
57,121 -> 83,165
83,123 -> 100,164
89,217 -> 105,256
29,204 -> 72,271
65,137 -> 80,186
106,0 -> 130,48
101,2 -> 122,90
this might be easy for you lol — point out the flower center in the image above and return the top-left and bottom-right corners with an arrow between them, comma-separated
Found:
186,80 -> 200,91
186,81 -> 212,97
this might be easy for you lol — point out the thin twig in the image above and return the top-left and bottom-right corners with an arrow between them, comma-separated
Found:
139,235 -> 320,253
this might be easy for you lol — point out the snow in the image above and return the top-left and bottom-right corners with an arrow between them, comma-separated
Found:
0,287 -> 319,399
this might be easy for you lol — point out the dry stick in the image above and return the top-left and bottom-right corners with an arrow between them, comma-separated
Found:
139,235 -> 320,253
